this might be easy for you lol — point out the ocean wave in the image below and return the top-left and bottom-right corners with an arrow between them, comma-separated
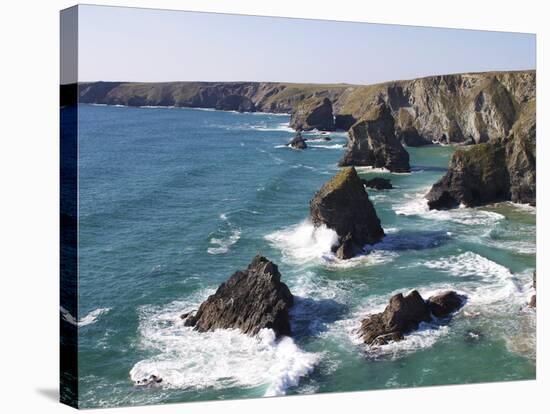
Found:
421,252 -> 534,310
207,213 -> 241,255
308,144 -> 345,150
60,306 -> 111,327
130,296 -> 320,396
354,166 -> 412,175
265,220 -> 400,268
394,190 -> 505,226
265,220 -> 338,264
250,123 -> 294,133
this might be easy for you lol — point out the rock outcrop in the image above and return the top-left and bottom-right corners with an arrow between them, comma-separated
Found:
359,290 -> 465,345
359,290 -> 431,345
288,132 -> 307,149
339,105 -> 410,173
427,100 -> 535,209
426,143 -> 510,209
79,71 -> 535,208
289,97 -> 335,131
183,256 -> 293,338
426,291 -> 466,317
362,177 -> 393,190
310,167 -> 384,259
79,71 -> 535,144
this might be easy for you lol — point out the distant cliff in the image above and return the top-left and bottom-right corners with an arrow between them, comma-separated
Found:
79,70 -> 535,144
78,70 -> 536,207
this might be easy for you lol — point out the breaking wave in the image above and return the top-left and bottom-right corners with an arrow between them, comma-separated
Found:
207,213 -> 241,254
130,294 -> 320,396
61,306 -> 111,327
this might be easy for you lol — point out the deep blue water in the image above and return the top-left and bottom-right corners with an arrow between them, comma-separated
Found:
75,104 -> 536,408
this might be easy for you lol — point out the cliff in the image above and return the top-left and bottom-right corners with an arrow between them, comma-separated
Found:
79,70 -> 536,207
79,70 -> 535,146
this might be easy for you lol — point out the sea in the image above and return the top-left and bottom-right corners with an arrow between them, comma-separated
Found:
73,104 -> 536,408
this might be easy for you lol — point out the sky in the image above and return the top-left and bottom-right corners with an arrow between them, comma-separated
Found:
75,5 -> 536,85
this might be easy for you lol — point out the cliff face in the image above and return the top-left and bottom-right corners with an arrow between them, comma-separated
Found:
289,97 -> 335,131
426,98 -> 536,208
339,104 -> 410,172
79,70 -> 536,207
78,81 -> 352,115
79,70 -> 534,145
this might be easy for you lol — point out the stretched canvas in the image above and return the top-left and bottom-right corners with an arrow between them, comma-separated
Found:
60,5 -> 537,409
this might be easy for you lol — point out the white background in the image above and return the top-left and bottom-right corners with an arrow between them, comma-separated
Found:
0,0 -> 547,412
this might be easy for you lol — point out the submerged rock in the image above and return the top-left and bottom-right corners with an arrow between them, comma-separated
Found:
427,291 -> 466,317
310,167 -> 384,259
359,290 -> 430,345
135,374 -> 163,387
288,131 -> 307,149
339,104 -> 410,173
361,177 -> 393,190
183,256 -> 294,338
290,96 -> 335,131
359,290 -> 466,345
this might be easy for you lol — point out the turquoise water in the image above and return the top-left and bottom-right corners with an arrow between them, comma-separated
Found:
76,105 -> 536,408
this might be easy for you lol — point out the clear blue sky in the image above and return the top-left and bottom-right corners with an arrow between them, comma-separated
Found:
77,5 -> 536,85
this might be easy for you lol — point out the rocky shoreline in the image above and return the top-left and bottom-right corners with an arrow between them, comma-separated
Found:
80,70 -> 536,210
101,71 -> 535,388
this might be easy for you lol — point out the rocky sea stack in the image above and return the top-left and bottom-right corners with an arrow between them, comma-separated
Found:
183,256 -> 294,338
288,131 -> 307,149
290,96 -> 335,131
359,290 -> 465,346
427,77 -> 536,209
310,167 -> 384,259
339,104 -> 410,173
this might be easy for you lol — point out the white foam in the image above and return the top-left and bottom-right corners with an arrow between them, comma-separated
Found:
207,213 -> 241,255
503,201 -> 536,214
251,123 -> 294,133
60,306 -> 111,327
421,252 -> 534,308
265,220 -> 339,264
394,189 -> 505,225
354,166 -> 411,175
308,144 -> 345,150
130,296 -> 320,396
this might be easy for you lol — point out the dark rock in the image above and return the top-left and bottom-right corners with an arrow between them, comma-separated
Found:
334,114 -> 357,131
361,177 -> 393,190
359,290 -> 431,345
310,167 -> 384,259
426,143 -> 510,209
290,97 -> 335,131
334,233 -> 359,260
339,104 -> 410,173
180,310 -> 195,320
215,94 -> 255,112
427,291 -> 466,317
184,256 -> 293,338
394,109 -> 432,146
135,375 -> 163,387
397,128 -> 432,146
288,131 -> 307,149
427,100 -> 535,210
